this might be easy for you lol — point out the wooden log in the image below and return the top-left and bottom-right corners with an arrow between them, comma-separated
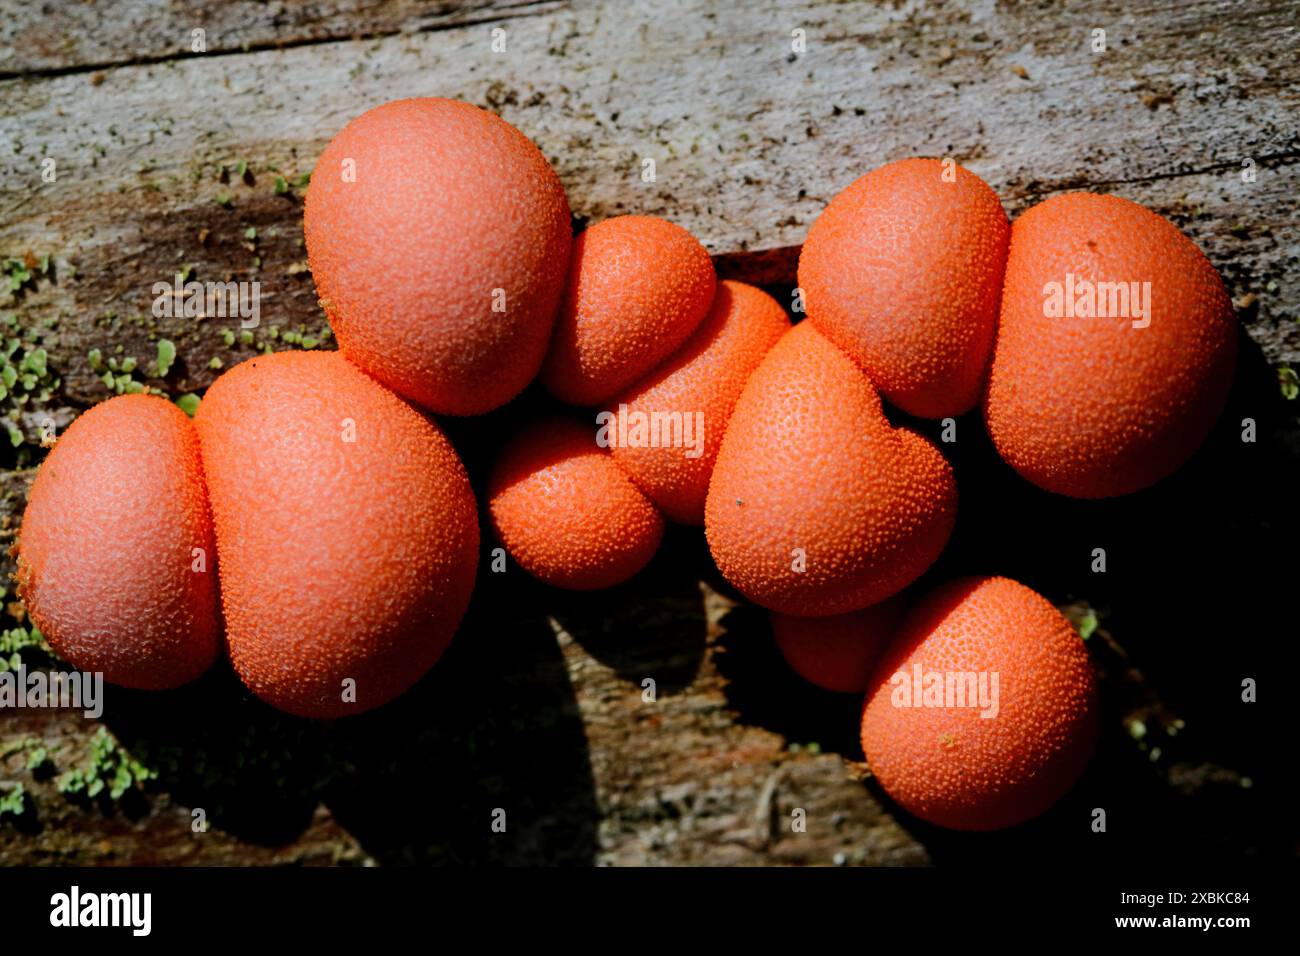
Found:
0,0 -> 1288,865
2,0 -> 1297,423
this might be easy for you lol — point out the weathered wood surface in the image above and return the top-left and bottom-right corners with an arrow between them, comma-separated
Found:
0,1 -> 572,77
2,0 -> 1298,419
0,0 -> 1291,865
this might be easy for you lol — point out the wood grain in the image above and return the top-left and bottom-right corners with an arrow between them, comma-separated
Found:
0,0 -> 1290,865
3,0 -> 1297,417
0,1 -> 572,77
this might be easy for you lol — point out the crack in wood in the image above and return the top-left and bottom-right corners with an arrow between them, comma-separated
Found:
0,1 -> 571,82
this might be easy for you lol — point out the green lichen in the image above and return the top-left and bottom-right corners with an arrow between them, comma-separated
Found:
92,334 -> 183,396
273,170 -> 311,197
56,727 -> 156,803
151,339 -> 177,378
0,316 -> 62,463
3,254 -> 49,296
210,323 -> 331,363
1280,366 -> 1299,401
1076,608 -> 1099,640
0,783 -> 27,819
175,393 -> 200,417
277,324 -> 332,350
25,746 -> 53,776
22,347 -> 46,377
0,623 -> 57,671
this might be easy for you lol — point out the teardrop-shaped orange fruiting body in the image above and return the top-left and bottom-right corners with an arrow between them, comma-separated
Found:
799,158 -> 1010,418
985,192 -> 1236,497
488,418 -> 664,590
17,394 -> 219,689
541,215 -> 716,406
861,576 -> 1098,830
606,280 -> 790,524
771,596 -> 906,694
195,351 -> 479,718
304,97 -> 572,415
705,322 -> 956,616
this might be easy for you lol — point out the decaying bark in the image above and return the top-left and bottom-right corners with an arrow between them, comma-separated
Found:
0,0 -> 1288,864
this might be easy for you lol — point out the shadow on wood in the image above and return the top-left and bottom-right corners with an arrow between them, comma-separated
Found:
323,565 -> 601,865
712,324 -> 1286,863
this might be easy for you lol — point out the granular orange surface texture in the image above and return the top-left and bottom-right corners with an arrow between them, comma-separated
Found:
195,352 -> 479,718
305,98 -> 572,416
985,192 -> 1236,497
862,576 -> 1098,830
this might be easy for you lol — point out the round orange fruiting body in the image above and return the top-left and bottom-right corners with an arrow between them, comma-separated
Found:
605,280 -> 791,524
771,596 -> 906,694
985,191 -> 1237,498
488,418 -> 664,590
861,576 -> 1098,831
304,97 -> 572,416
705,321 -> 956,616
799,157 -> 1010,418
541,215 -> 716,406
17,394 -> 219,689
194,351 -> 479,719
